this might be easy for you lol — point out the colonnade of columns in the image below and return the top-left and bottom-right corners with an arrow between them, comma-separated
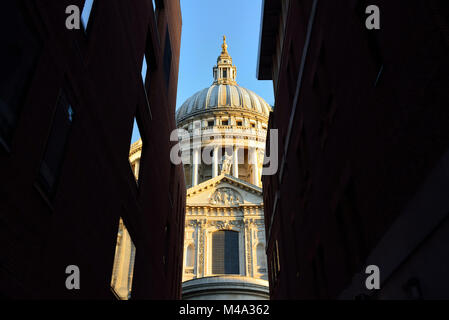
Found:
190,146 -> 261,187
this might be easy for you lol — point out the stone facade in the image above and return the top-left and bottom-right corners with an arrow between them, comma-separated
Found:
183,175 -> 267,282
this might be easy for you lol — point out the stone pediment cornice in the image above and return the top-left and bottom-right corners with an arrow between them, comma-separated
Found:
186,174 -> 263,198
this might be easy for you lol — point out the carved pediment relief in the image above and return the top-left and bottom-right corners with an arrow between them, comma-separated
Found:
209,187 -> 243,205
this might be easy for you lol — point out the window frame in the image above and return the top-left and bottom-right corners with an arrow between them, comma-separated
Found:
185,244 -> 195,268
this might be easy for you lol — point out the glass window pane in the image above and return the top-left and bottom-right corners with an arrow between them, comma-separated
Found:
186,244 -> 194,267
212,230 -> 239,275
224,231 -> 239,274
212,231 -> 225,274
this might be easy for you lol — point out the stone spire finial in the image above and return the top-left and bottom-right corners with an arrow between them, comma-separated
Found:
222,35 -> 228,54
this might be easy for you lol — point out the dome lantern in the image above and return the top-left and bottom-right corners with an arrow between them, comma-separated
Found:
213,36 -> 237,85
176,36 -> 272,123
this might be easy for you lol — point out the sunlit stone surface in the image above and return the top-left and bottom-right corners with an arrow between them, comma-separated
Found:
176,37 -> 272,300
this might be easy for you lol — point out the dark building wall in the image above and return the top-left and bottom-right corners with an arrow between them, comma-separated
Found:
0,0 -> 184,299
258,0 -> 449,299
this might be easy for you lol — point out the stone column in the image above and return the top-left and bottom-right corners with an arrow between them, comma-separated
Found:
212,146 -> 219,178
195,221 -> 199,277
232,146 -> 239,178
244,220 -> 253,277
198,220 -> 206,277
192,147 -> 200,186
251,148 -> 259,186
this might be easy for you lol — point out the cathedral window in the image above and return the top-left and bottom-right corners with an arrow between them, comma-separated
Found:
257,243 -> 267,270
212,230 -> 239,275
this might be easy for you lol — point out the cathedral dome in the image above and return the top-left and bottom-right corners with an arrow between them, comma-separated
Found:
176,84 -> 271,122
176,36 -> 271,189
176,36 -> 272,123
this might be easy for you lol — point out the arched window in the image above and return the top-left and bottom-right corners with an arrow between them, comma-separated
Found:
257,243 -> 267,268
212,230 -> 239,274
186,244 -> 194,268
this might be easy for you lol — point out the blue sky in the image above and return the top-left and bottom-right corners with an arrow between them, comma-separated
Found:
131,0 -> 274,144
176,0 -> 274,108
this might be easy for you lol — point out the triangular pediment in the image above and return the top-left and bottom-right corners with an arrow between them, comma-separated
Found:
186,174 -> 263,207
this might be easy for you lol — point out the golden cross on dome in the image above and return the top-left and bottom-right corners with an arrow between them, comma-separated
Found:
222,35 -> 228,53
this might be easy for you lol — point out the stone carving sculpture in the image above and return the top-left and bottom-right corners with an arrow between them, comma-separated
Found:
210,187 -> 243,205
209,220 -> 243,230
221,151 -> 232,175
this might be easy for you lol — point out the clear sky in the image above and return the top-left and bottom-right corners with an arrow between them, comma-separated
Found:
176,0 -> 274,109
131,0 -> 274,144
